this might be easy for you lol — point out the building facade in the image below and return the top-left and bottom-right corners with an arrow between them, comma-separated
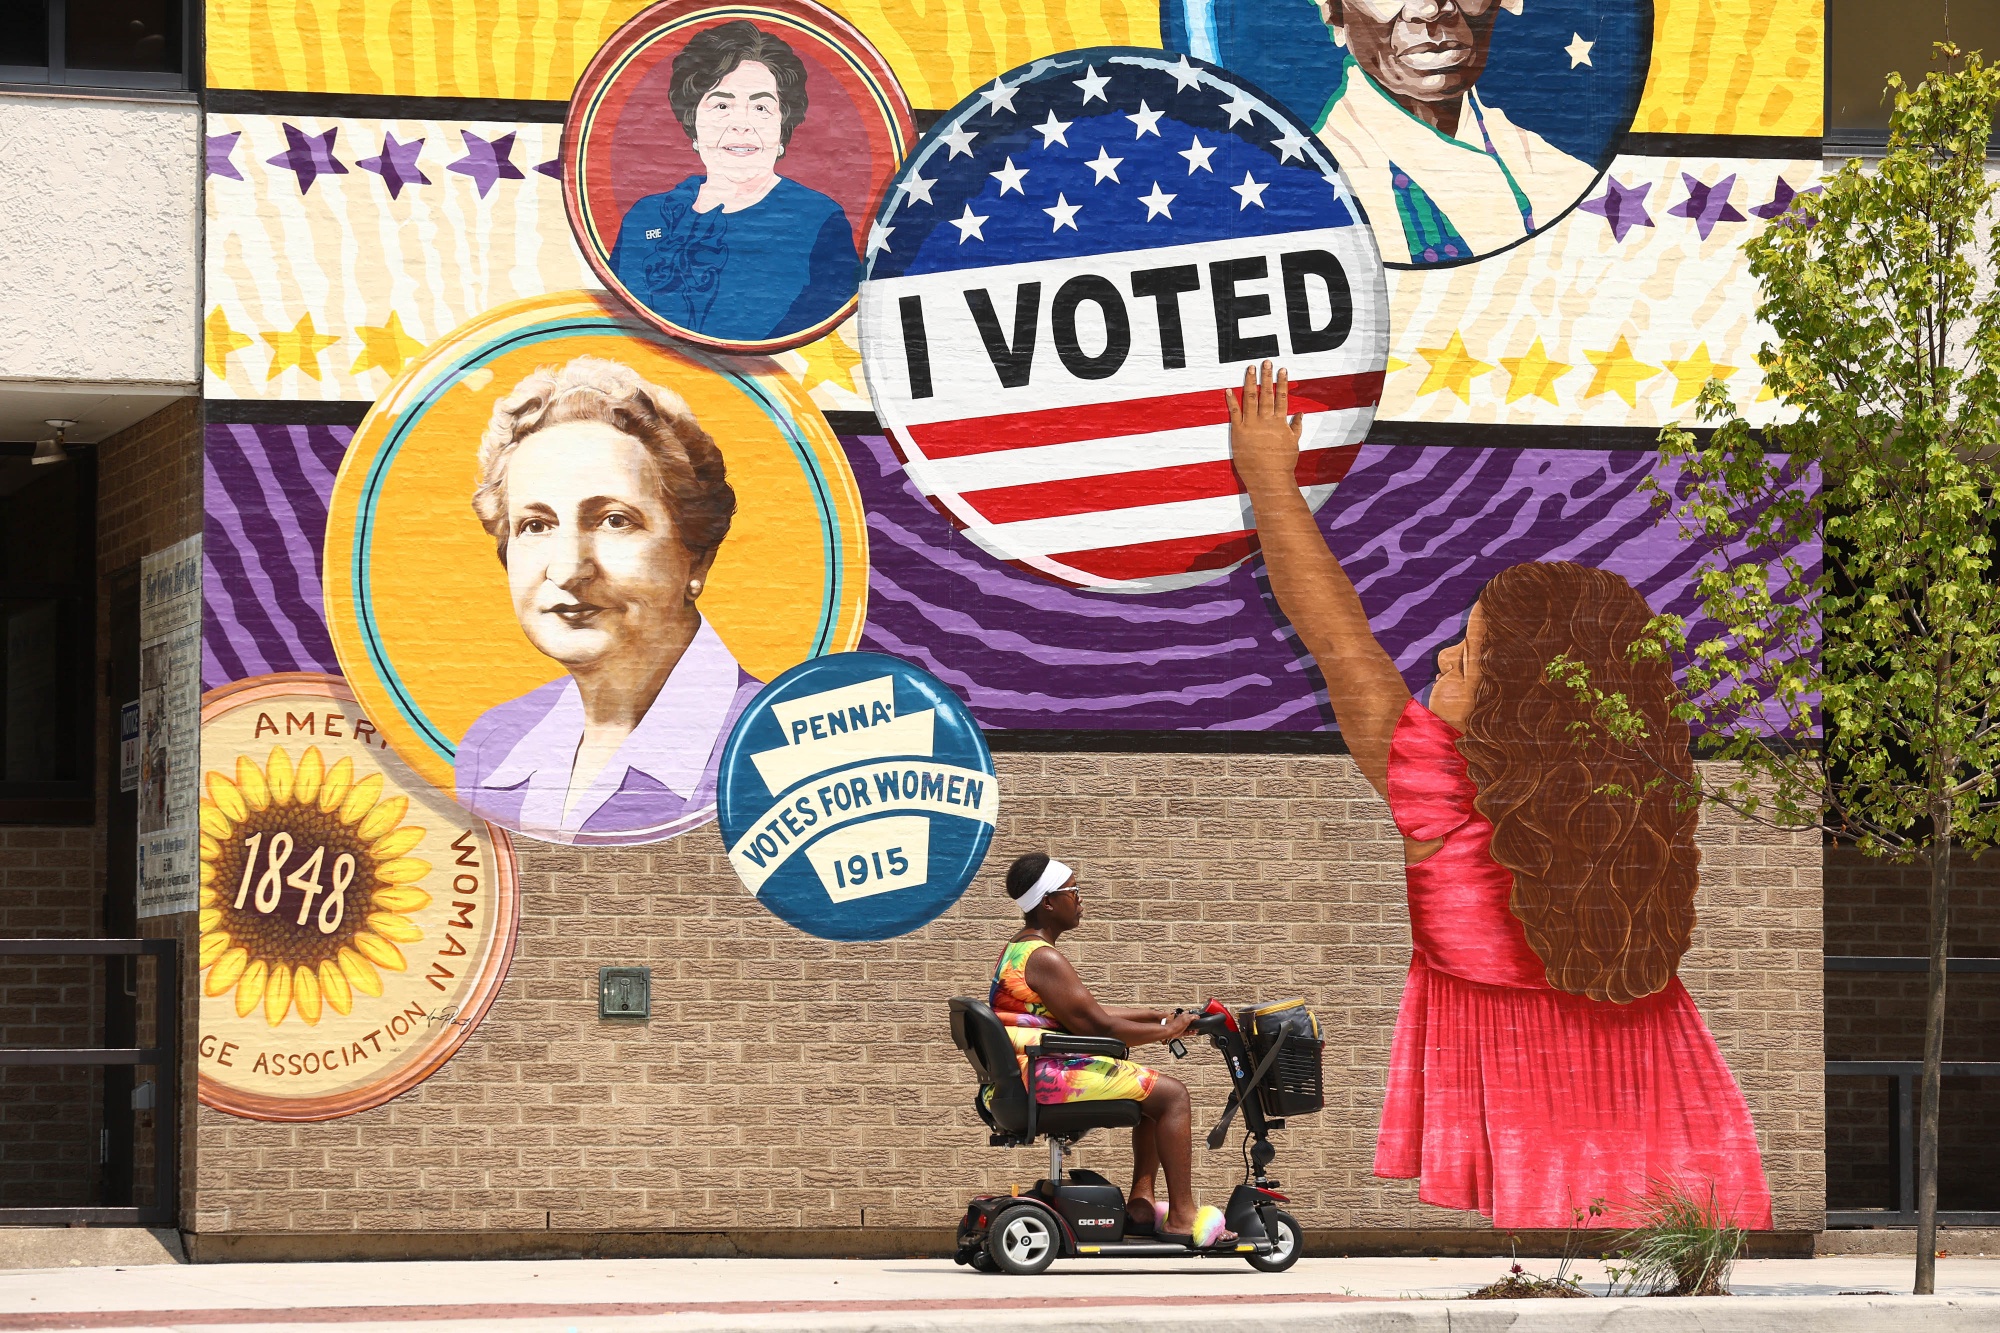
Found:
3,0 -> 1996,1255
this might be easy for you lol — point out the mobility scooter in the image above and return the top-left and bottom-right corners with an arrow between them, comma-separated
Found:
948,995 -> 1323,1275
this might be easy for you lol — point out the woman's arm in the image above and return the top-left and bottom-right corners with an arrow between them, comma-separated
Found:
1228,361 -> 1411,798
1023,947 -> 1192,1047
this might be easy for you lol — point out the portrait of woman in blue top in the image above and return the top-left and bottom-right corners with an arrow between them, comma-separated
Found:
608,20 -> 860,344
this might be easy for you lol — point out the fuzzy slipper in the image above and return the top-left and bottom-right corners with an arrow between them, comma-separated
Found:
1160,1204 -> 1237,1249
1124,1199 -> 1168,1236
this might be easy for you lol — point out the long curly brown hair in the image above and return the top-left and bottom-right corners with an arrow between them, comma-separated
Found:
1454,562 -> 1698,1004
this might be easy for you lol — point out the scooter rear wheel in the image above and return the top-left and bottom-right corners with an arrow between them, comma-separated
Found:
987,1205 -> 1059,1275
1246,1208 -> 1301,1273
968,1249 -> 999,1273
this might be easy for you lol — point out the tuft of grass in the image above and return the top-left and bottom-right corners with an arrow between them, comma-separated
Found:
1606,1179 -> 1745,1297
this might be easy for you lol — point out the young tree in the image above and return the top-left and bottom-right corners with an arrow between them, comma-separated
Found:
1550,48 -> 2000,1294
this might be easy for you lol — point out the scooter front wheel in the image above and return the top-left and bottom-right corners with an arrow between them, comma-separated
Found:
1246,1208 -> 1301,1273
987,1205 -> 1059,1275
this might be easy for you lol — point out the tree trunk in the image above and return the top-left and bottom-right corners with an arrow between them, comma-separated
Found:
1915,809 -> 1953,1295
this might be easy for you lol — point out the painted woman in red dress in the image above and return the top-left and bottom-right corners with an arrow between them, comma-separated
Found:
1227,363 -> 1773,1230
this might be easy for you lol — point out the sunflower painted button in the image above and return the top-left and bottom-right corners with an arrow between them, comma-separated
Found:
196,673 -> 520,1121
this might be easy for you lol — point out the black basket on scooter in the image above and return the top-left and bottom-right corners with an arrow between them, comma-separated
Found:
1241,998 -> 1323,1118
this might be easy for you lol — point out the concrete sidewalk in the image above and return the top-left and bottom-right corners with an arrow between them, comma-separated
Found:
0,1254 -> 1998,1332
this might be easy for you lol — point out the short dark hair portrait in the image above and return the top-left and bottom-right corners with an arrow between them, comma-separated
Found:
669,19 -> 811,149
574,0 -> 915,351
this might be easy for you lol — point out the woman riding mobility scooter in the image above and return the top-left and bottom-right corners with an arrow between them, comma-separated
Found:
949,995 -> 1323,1275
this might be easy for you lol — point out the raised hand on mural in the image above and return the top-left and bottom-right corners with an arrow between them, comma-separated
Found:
1223,359 -> 1303,492
1229,361 -> 1413,813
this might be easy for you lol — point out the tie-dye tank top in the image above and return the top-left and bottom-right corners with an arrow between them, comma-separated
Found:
986,937 -> 1159,1106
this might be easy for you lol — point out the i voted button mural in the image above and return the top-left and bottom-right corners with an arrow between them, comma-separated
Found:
717,653 -> 997,941
857,48 -> 1389,595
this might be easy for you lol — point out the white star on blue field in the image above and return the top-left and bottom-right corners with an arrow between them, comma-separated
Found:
865,49 -> 1362,283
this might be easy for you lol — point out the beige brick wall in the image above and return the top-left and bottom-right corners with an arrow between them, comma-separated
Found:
190,751 -> 1823,1237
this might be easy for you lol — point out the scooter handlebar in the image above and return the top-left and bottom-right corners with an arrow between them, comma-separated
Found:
1187,1010 -> 1231,1036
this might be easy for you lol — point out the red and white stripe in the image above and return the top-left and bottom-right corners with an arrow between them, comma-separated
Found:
905,376 -> 1377,589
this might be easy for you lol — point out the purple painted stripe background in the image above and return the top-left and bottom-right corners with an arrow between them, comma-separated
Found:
203,424 -> 351,690
847,433 -> 1812,732
203,422 -> 1813,733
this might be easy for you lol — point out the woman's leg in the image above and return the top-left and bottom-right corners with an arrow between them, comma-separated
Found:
1139,1075 -> 1198,1233
1127,1116 -> 1161,1229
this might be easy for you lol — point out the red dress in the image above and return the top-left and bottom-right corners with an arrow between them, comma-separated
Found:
1375,700 -> 1774,1229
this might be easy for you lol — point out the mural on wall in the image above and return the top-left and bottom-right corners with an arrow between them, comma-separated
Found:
321,292 -> 868,847
202,0 -> 1819,1210
718,652 -> 997,939
195,674 -> 519,1120
1229,369 -> 1773,1227
564,0 -> 917,352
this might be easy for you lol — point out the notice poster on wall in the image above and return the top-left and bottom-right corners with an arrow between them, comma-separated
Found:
138,535 -> 202,919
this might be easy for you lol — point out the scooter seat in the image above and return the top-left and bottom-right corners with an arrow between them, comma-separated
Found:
952,997 -> 1147,1144
1033,1099 -> 1144,1137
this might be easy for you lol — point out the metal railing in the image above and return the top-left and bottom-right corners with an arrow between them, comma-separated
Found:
1825,955 -> 2000,1229
0,939 -> 178,1227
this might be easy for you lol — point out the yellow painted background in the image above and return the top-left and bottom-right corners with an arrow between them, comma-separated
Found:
207,0 -> 1823,136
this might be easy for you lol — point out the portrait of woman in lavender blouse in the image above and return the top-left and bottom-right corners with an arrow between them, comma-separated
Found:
454,356 -> 761,846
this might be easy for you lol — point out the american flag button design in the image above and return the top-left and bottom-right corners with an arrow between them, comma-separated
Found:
858,48 -> 1389,594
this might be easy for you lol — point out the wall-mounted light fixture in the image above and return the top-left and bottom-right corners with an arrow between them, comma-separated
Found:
32,419 -> 77,466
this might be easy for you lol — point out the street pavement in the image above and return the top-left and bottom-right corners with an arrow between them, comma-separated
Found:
1,1253 -> 1998,1332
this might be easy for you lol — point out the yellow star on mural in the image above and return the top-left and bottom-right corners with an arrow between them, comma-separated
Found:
351,312 -> 427,378
1582,335 -> 1663,406
1498,338 -> 1573,405
261,313 -> 339,382
1384,355 -> 1410,375
1413,332 -> 1496,403
793,325 -> 864,396
1662,343 -> 1739,406
204,306 -> 254,380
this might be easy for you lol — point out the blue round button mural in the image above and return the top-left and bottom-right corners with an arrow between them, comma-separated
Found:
717,652 -> 998,941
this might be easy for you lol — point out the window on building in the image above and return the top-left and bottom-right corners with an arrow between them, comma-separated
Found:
0,0 -> 190,92
1828,1 -> 2000,150
0,449 -> 96,823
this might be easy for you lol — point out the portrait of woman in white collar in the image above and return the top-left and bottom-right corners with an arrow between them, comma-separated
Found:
453,356 -> 762,846
1313,0 -> 1598,264
1162,0 -> 1647,268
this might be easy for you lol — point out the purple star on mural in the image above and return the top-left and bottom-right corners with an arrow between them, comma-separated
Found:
448,130 -> 526,198
1668,172 -> 1747,240
206,131 -> 244,181
265,124 -> 349,194
358,132 -> 431,199
1578,177 -> 1654,243
533,156 -> 564,181
1750,176 -> 1823,224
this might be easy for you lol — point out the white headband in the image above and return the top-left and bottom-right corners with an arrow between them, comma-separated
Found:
1016,859 -> 1072,915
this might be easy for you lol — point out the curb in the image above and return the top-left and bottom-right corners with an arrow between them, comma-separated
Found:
660,1296 -> 2000,1333
7,1295 -> 1997,1333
